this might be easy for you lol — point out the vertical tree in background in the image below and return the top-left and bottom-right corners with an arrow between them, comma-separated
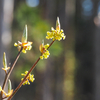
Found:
75,0 -> 94,99
42,0 -> 75,100
0,0 -> 14,91
75,0 -> 100,100
0,0 -> 5,86
93,0 -> 100,100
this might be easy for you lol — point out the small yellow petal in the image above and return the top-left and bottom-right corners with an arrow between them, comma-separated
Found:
0,86 -> 2,91
14,43 -> 18,46
22,49 -> 26,53
6,89 -> 13,97
25,71 -> 28,74
40,56 -> 43,59
2,67 -> 10,71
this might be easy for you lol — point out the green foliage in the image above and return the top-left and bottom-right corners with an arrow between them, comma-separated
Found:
14,3 -> 50,41
13,64 -> 31,80
49,41 -> 63,56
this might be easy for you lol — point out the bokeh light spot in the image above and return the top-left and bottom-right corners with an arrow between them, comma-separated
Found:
82,0 -> 93,16
26,0 -> 39,7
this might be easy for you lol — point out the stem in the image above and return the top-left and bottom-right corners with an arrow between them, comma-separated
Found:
7,57 -> 40,100
2,96 -> 8,100
7,40 -> 55,100
47,40 -> 55,50
1,47 -> 23,99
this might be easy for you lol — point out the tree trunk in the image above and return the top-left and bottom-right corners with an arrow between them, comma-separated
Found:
94,0 -> 100,99
0,0 -> 5,86
75,0 -> 99,100
0,0 -> 14,98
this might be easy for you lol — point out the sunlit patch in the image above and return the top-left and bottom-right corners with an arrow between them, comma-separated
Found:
26,0 -> 39,7
81,0 -> 93,17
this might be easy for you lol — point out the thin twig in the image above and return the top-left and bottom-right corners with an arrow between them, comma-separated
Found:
7,40 -> 55,100
1,47 -> 23,99
7,57 -> 40,100
47,40 -> 55,50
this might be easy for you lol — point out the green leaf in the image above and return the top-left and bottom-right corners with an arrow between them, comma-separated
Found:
56,17 -> 60,31
8,79 -> 12,93
3,52 -> 7,68
22,25 -> 27,43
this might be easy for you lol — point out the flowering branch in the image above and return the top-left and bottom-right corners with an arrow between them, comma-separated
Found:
0,17 -> 66,100
1,47 -> 23,99
0,25 -> 32,99
2,47 -> 23,90
7,40 -> 55,100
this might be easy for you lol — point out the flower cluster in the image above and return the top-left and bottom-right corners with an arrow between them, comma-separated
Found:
14,41 -> 32,53
14,25 -> 33,53
39,41 -> 50,59
21,71 -> 35,85
46,17 -> 66,41
0,17 -> 66,100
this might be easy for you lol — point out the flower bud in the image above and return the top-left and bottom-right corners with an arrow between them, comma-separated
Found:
3,52 -> 7,69
8,79 -> 12,93
56,17 -> 60,32
22,24 -> 27,43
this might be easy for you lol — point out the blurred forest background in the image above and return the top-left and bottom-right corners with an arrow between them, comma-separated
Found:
1,0 -> 100,100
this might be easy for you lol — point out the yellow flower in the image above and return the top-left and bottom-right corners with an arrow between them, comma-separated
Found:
46,17 -> 66,41
14,25 -> 33,53
39,41 -> 50,59
14,41 -> 32,53
21,71 -> 35,85
0,86 -> 2,91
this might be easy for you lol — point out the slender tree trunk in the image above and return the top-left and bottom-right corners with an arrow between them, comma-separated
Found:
0,0 -> 14,98
94,27 -> 100,100
75,0 -> 99,100
94,0 -> 100,99
0,0 -> 5,86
